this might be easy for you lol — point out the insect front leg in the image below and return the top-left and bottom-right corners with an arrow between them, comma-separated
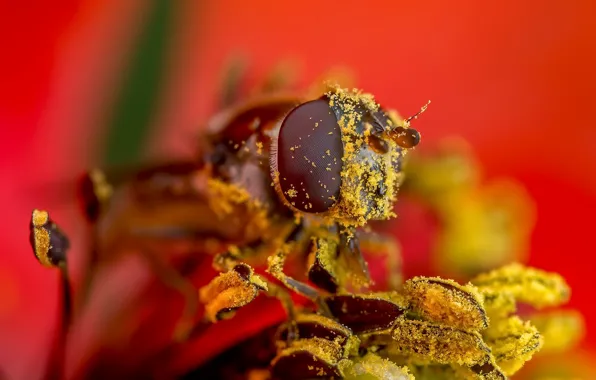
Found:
267,250 -> 333,319
306,225 -> 372,294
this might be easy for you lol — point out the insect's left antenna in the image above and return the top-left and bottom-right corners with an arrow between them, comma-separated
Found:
29,209 -> 72,380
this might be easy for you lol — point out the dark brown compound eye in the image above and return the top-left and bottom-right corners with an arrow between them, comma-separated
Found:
274,99 -> 343,213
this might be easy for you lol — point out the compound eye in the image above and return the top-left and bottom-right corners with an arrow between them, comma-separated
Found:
274,99 -> 343,213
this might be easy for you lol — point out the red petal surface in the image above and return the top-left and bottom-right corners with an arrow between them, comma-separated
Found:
0,1 -> 148,378
2,0 -> 595,378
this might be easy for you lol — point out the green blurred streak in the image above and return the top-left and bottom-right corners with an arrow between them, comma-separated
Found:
103,0 -> 174,166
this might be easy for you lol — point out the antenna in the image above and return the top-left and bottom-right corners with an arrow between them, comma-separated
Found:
405,100 -> 431,125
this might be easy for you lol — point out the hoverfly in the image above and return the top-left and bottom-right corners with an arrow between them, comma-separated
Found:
74,81 -> 425,324
29,72 -> 429,377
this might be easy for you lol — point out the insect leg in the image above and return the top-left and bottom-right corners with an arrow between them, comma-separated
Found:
78,169 -> 114,306
307,227 -> 373,293
262,280 -> 299,344
256,60 -> 298,94
138,244 -> 199,342
339,229 -> 371,286
267,251 -> 332,317
212,245 -> 245,272
358,232 -> 403,290
219,56 -> 247,108
389,318 -> 492,367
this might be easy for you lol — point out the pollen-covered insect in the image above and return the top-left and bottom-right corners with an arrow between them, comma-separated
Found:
201,86 -> 424,286
68,82 -> 425,340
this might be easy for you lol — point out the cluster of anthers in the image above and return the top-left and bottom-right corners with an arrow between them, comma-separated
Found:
28,80 -> 579,379
201,255 -> 571,379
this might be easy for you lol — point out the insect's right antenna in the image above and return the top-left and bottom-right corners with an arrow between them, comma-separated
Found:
404,100 -> 431,126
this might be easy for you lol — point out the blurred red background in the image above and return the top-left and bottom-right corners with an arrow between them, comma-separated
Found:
1,1 -> 595,379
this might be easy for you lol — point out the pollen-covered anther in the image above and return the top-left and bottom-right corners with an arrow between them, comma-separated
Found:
482,315 -> 543,376
276,313 -> 361,359
481,291 -> 517,318
403,277 -> 488,330
471,263 -> 571,309
271,337 -> 344,379
277,313 -> 352,342
338,353 -> 414,380
199,263 -> 267,322
530,310 -> 585,354
389,318 -> 490,367
466,355 -> 507,380
29,209 -> 70,268
324,294 -> 406,334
